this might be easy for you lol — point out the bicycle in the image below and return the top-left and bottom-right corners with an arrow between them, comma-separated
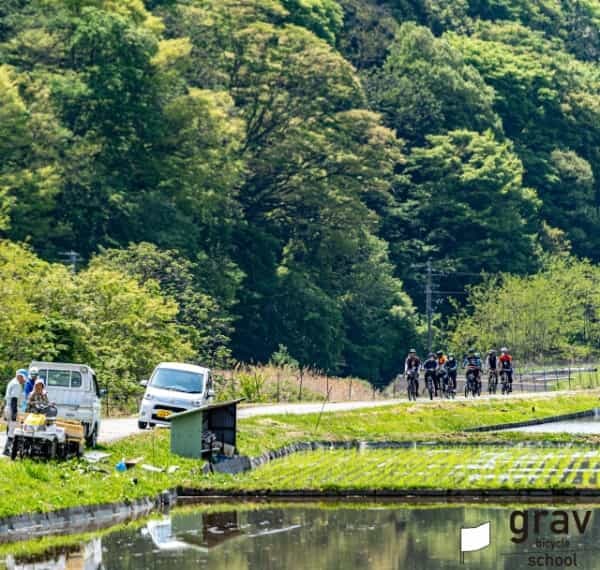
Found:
500,368 -> 512,395
465,368 -> 480,398
425,370 -> 435,400
406,368 -> 419,402
488,369 -> 498,394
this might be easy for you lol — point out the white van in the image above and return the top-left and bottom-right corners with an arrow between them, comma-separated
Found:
138,362 -> 214,429
31,361 -> 104,447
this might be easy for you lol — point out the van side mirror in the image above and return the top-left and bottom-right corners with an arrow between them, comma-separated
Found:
140,380 -> 148,388
207,389 -> 215,400
99,388 -> 108,398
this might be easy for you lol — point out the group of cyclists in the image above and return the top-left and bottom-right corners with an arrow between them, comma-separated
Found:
402,347 -> 514,400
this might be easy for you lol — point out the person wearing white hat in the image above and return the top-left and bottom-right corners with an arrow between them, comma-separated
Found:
26,378 -> 49,412
3,369 -> 27,456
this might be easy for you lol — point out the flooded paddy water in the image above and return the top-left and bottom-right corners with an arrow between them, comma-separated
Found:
3,502 -> 600,569
511,414 -> 600,434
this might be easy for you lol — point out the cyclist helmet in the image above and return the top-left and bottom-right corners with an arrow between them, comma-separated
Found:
475,352 -> 481,358
488,349 -> 496,354
500,347 -> 508,353
409,348 -> 417,354
29,366 -> 39,377
436,350 -> 443,356
448,353 -> 455,358
468,347 -> 475,355
428,352 -> 435,358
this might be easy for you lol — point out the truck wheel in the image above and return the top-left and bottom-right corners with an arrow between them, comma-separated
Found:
49,438 -> 58,460
85,425 -> 97,448
138,421 -> 148,430
10,439 -> 18,461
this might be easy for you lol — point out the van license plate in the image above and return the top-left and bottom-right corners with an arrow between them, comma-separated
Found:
156,410 -> 171,419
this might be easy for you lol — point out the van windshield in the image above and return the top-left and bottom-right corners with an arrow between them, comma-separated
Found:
150,369 -> 204,394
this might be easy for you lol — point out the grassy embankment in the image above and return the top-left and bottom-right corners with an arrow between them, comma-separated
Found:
1,391 -> 599,519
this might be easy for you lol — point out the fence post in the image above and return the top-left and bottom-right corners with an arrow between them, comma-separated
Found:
276,368 -> 281,403
568,366 -> 572,390
348,379 -> 352,401
520,371 -> 524,392
298,368 -> 304,401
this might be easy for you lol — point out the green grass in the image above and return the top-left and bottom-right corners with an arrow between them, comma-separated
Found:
236,390 -> 600,455
207,447 -> 600,492
1,390 -> 599,520
0,429 -> 206,519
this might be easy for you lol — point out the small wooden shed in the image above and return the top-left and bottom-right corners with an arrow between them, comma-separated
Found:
169,399 -> 243,459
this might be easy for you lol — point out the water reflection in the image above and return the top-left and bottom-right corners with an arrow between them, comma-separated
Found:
6,539 -> 102,570
510,415 -> 600,434
6,503 -> 600,569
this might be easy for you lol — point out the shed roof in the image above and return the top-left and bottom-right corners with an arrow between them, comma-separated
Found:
170,398 -> 244,421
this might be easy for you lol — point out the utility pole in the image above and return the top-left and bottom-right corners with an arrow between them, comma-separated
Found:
426,258 -> 433,353
60,250 -> 82,274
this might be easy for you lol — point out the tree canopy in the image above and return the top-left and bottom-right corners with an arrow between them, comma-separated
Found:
3,0 -> 600,385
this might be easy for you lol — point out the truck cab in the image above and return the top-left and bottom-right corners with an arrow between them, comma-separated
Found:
30,361 -> 103,447
138,362 -> 214,429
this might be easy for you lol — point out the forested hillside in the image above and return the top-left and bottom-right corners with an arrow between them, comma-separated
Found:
1,0 -> 600,391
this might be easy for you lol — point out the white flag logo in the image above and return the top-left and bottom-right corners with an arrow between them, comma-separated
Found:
460,522 -> 491,554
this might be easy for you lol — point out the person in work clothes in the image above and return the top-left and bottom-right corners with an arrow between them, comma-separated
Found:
3,369 -> 27,456
26,378 -> 50,412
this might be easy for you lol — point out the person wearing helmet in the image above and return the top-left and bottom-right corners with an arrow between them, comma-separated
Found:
436,350 -> 447,367
423,352 -> 438,396
485,350 -> 498,371
435,350 -> 447,395
444,353 -> 458,394
486,349 -> 499,393
25,366 -> 39,400
404,349 -> 421,395
463,348 -> 482,390
404,349 -> 421,374
3,369 -> 27,456
499,347 -> 513,392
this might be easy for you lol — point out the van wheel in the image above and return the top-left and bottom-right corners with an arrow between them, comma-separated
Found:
85,425 -> 97,448
138,421 -> 148,430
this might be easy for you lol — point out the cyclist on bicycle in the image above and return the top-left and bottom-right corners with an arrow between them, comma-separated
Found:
435,350 -> 447,394
444,353 -> 458,393
486,349 -> 499,392
499,347 -> 513,391
404,349 -> 421,393
464,348 -> 482,391
423,352 -> 438,396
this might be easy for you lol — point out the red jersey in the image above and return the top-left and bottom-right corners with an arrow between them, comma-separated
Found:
499,354 -> 512,369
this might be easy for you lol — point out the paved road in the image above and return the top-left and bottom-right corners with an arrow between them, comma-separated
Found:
0,400 -> 402,450
99,399 -> 405,443
0,390 -> 581,451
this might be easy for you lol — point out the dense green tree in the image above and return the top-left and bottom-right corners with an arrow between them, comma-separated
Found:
6,0 -> 600,381
450,256 -> 600,361
281,0 -> 343,45
367,24 -> 500,147
336,0 -> 398,69
389,130 -> 540,302
93,243 -> 240,367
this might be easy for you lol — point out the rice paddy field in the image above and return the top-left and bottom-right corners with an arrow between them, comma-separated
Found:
209,447 -> 600,492
2,390 -> 600,520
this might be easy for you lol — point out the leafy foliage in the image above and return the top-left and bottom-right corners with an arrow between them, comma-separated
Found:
3,0 -> 600,382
